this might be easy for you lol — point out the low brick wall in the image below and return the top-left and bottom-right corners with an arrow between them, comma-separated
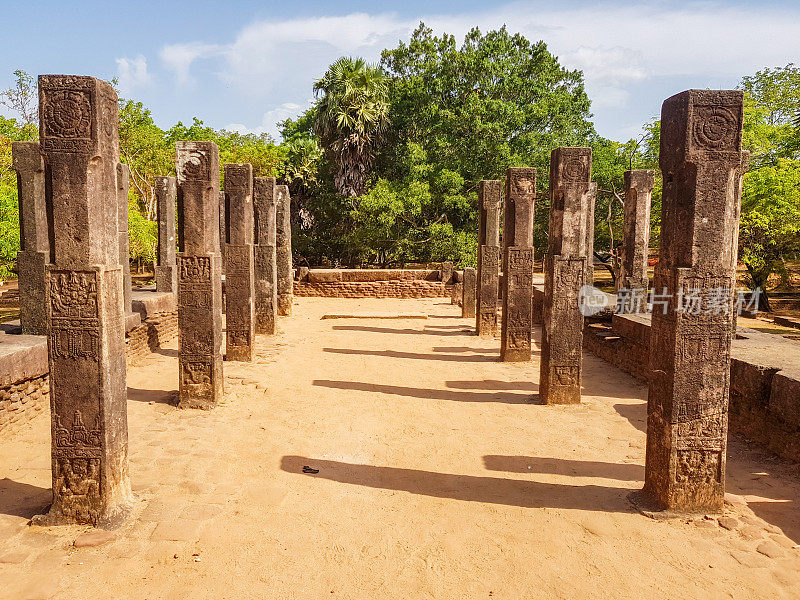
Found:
126,292 -> 178,364
295,269 -> 449,298
1,290 -> 178,437
583,311 -> 800,462
0,374 -> 49,434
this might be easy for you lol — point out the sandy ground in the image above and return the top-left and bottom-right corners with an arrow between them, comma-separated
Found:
2,297 -> 800,599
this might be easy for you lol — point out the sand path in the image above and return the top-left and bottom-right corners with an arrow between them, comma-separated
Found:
2,297 -> 800,599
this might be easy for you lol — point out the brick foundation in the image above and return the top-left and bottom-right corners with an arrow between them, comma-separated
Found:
294,269 -> 449,299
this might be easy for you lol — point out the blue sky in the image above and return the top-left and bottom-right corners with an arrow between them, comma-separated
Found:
3,0 -> 800,142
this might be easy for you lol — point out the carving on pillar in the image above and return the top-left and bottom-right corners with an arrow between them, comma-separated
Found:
155,176 -> 178,294
637,89 -> 744,515
253,177 -> 278,334
500,169 -> 535,361
13,141 -> 49,335
34,75 -> 130,527
176,141 -> 223,409
276,184 -> 294,316
117,163 -> 133,317
618,170 -> 655,311
540,147 -> 592,405
462,267 -> 476,319
476,180 -> 501,337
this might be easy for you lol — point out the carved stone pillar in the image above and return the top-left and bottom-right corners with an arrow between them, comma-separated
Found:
223,164 -> 256,361
155,176 -> 177,294
540,147 -> 592,405
476,180 -> 501,337
618,170 -> 655,312
276,184 -> 294,316
641,90 -> 744,514
33,74 -> 131,526
176,141 -> 224,409
500,168 -> 535,361
253,177 -> 278,334
12,141 -> 49,335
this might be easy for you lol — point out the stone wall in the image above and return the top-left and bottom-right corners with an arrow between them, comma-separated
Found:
582,311 -> 800,462
126,290 -> 178,364
0,374 -> 49,435
294,269 -> 449,299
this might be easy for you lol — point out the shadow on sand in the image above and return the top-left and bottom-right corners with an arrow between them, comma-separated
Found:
280,455 -> 634,512
313,379 -> 535,404
127,387 -> 177,405
0,478 -> 50,519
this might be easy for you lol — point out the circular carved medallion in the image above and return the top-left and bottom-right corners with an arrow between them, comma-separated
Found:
694,106 -> 737,150
45,91 -> 92,139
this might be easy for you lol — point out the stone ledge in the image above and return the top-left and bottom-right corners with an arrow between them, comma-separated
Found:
0,335 -> 47,388
132,290 -> 177,318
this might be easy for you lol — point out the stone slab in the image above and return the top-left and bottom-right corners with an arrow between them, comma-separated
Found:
320,313 -> 428,320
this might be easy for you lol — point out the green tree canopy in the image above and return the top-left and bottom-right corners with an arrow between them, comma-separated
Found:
313,57 -> 389,198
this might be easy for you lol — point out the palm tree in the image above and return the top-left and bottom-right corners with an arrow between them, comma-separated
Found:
313,57 -> 389,198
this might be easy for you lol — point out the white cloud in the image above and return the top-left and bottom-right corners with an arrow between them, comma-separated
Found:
149,2 -> 800,141
225,100 -> 312,141
159,42 -> 221,84
115,55 -> 151,94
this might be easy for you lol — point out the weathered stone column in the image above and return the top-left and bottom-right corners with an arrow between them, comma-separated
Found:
33,74 -> 131,526
500,168 -> 535,361
12,141 -> 49,335
155,176 -> 177,294
476,180 -> 501,337
441,261 -> 454,285
462,267 -> 476,319
539,147 -> 592,404
253,177 -> 278,334
223,164 -> 256,361
731,151 -> 750,333
218,189 -> 226,265
585,182 -> 597,286
117,164 -> 133,319
617,170 -> 655,312
640,89 -> 744,514
176,141 -> 224,409
276,184 -> 293,316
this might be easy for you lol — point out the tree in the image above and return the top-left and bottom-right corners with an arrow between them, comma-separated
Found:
377,24 -> 596,263
0,70 -> 37,126
313,57 -> 389,198
739,159 -> 800,310
737,63 -> 800,308
380,24 -> 595,188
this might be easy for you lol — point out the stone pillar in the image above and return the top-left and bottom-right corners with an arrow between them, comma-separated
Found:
476,180 -> 501,337
539,147 -> 592,404
223,164 -> 256,361
617,170 -> 655,312
176,141 -> 224,409
218,189 -> 226,265
12,141 -> 49,335
500,168 -> 535,362
731,151 -> 750,334
462,267 -> 476,319
155,176 -> 177,294
253,177 -> 278,334
276,184 -> 293,316
33,75 -> 131,526
641,89 -> 744,514
441,261 -> 454,285
116,164 -> 133,318
585,182 -> 597,286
